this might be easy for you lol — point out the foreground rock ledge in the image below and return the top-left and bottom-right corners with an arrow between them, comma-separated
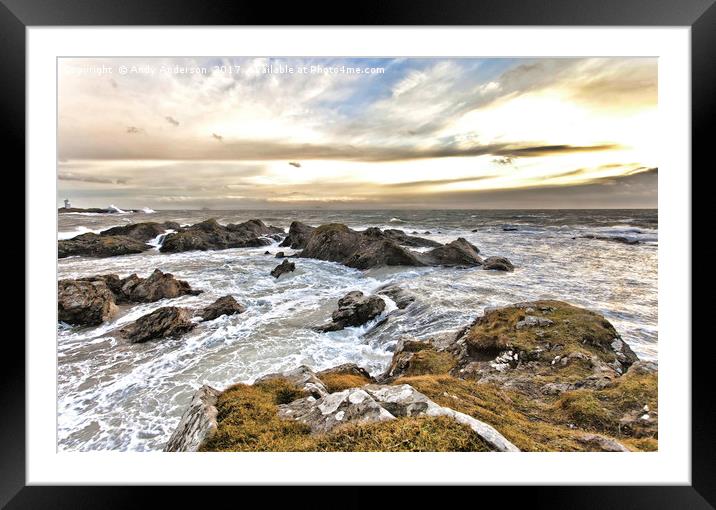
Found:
165,365 -> 518,452
164,300 -> 656,452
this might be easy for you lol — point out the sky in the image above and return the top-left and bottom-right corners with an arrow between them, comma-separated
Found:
57,57 -> 657,210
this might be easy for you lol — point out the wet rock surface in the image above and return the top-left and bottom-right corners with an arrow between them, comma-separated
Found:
118,306 -> 197,343
271,259 -> 296,278
300,224 -> 502,269
279,221 -> 316,249
199,295 -> 246,321
315,291 -> 386,332
160,218 -> 282,253
58,279 -> 118,326
58,233 -> 152,258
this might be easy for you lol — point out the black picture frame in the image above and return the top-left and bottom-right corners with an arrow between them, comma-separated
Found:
6,0 -> 710,507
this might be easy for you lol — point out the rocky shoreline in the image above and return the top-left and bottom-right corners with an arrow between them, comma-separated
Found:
164,300 -> 656,452
57,217 -> 657,452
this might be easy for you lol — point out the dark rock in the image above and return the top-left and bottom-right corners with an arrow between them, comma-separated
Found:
363,227 -> 441,248
418,238 -> 483,267
376,284 -> 416,309
271,259 -> 295,278
482,256 -> 515,272
343,240 -> 427,269
123,269 -> 201,302
299,223 -> 504,270
502,226 -> 519,232
279,221 -> 316,249
58,233 -> 151,258
315,291 -> 386,332
58,279 -> 118,325
118,306 -> 196,343
160,218 -> 279,253
578,234 -> 640,245
99,221 -> 180,242
275,251 -> 286,258
264,250 -> 271,255
199,295 -> 246,321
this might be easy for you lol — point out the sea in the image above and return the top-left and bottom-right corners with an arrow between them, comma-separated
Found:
57,209 -> 658,451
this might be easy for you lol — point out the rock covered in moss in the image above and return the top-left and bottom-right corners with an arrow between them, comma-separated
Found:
315,291 -> 386,332
199,295 -> 246,321
58,279 -> 118,325
118,306 -> 196,343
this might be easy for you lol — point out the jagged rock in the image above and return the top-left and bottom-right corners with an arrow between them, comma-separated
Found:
363,227 -> 441,248
58,233 -> 151,258
279,221 -> 316,249
271,259 -> 295,278
376,284 -> 416,309
275,251 -> 286,258
279,387 -> 395,434
58,279 -> 118,325
255,365 -> 329,398
276,379 -> 519,452
482,256 -> 515,271
299,224 -> 495,270
315,291 -> 386,332
199,295 -> 246,321
124,269 -> 201,302
418,238 -> 483,267
344,239 -> 427,269
118,306 -> 196,343
164,385 -> 220,452
75,270 -> 200,305
160,218 -> 281,253
98,221 -> 180,242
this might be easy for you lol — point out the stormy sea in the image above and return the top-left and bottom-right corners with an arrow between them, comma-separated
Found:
57,209 -> 658,451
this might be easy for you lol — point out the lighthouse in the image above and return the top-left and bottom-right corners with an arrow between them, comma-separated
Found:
64,199 -> 72,209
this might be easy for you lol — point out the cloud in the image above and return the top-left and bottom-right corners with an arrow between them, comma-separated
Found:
126,126 -> 143,134
165,116 -> 180,126
58,172 -> 128,185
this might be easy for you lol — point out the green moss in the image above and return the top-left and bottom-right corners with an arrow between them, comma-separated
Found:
402,350 -> 457,376
395,373 -> 655,452
461,300 -> 621,364
319,372 -> 372,393
201,376 -> 492,452
555,368 -> 657,438
313,415 -> 492,452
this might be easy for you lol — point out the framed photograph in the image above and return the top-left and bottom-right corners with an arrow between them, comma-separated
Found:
9,0 -> 711,506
